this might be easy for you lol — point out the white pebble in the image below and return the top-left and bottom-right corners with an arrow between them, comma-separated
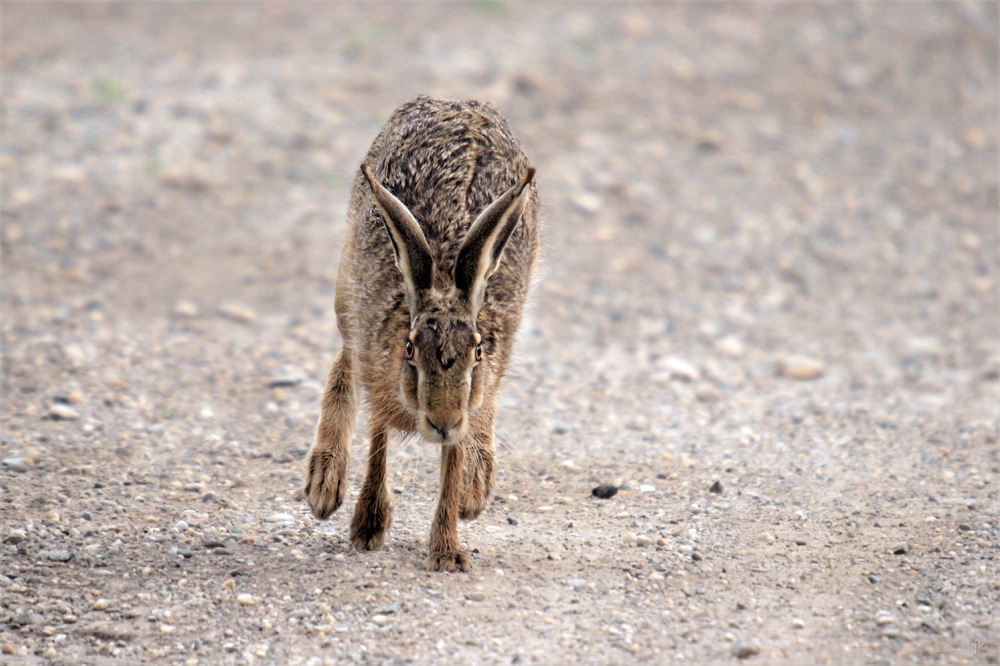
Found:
777,356 -> 825,380
236,594 -> 256,606
48,404 -> 80,420
660,356 -> 700,382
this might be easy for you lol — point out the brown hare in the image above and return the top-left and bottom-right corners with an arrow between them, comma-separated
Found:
303,96 -> 540,572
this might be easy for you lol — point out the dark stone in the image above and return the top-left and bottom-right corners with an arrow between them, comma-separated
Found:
591,484 -> 619,499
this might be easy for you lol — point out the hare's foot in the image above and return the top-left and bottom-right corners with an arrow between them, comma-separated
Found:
426,549 -> 470,573
303,445 -> 348,520
303,350 -> 356,520
349,496 -> 392,551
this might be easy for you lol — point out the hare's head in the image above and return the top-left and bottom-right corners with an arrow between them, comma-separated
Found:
361,164 -> 534,445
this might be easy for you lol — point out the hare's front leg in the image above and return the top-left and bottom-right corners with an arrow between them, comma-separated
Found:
349,419 -> 393,550
304,350 -> 356,519
427,444 -> 470,572
459,405 -> 496,521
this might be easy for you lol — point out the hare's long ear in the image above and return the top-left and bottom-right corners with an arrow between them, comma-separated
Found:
361,164 -> 434,317
455,167 -> 535,317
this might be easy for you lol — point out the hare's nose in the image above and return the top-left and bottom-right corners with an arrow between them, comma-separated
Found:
427,414 -> 462,439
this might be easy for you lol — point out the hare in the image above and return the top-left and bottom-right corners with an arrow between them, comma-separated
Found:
302,96 -> 539,572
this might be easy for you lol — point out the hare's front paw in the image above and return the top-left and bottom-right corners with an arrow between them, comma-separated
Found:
303,446 -> 347,520
349,497 -> 392,551
426,549 -> 470,573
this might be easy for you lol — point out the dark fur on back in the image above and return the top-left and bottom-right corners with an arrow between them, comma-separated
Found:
341,96 -> 539,426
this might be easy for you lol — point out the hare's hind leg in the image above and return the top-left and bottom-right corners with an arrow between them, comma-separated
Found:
460,405 -> 496,521
349,417 -> 393,550
304,349 -> 356,519
427,444 -> 470,572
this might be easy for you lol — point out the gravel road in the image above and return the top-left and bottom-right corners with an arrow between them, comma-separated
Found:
2,3 -> 997,665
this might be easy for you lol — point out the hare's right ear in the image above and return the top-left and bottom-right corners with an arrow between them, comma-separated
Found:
361,164 -> 434,318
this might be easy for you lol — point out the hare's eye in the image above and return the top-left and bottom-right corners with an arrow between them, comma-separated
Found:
475,343 -> 482,361
405,341 -> 414,359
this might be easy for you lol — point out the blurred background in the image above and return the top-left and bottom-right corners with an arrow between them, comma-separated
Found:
3,3 -> 996,457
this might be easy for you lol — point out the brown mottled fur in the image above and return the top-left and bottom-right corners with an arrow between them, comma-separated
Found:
303,97 -> 540,572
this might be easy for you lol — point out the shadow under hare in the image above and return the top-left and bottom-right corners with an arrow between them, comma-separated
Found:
303,96 -> 540,572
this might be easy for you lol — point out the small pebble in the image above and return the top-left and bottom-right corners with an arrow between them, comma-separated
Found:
791,618 -> 804,629
222,579 -> 236,591
236,594 -> 256,606
695,383 -> 721,402
92,599 -> 110,611
47,549 -> 73,562
4,529 -> 26,544
777,356 -> 825,380
218,302 -> 258,325
266,513 -> 296,523
709,480 -> 724,494
62,614 -> 77,624
660,356 -> 700,382
173,299 -> 199,317
371,614 -> 388,625
1,458 -> 28,473
465,592 -> 487,601
507,516 -> 518,526
178,549 -> 194,559
203,539 -> 226,549
655,537 -> 668,547
636,536 -> 651,547
731,638 -> 761,659
1,643 -> 15,655
691,551 -> 703,561
45,510 -> 60,523
890,541 -> 909,555
716,335 -> 744,357
47,404 -> 80,420
591,484 -> 619,499
174,521 -> 189,532
875,612 -> 895,626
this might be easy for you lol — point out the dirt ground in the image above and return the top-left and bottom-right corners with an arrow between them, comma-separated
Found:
1,3 -> 998,665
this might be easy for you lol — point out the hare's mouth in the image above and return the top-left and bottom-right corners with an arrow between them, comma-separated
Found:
419,413 -> 467,445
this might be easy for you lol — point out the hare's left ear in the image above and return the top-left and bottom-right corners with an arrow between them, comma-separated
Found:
455,167 -> 535,317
